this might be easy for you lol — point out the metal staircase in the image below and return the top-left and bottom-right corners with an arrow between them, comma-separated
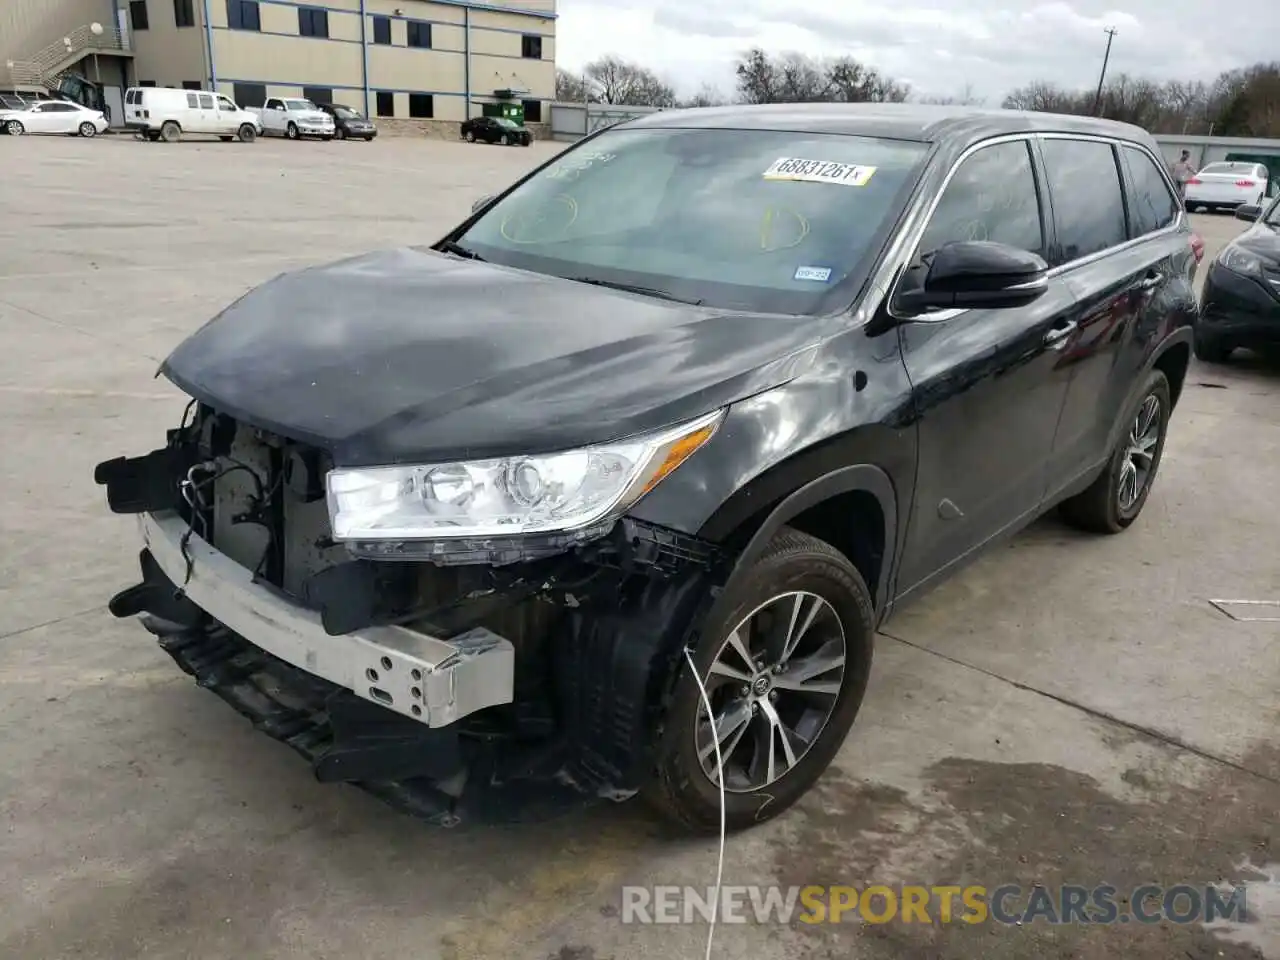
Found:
5,23 -> 132,94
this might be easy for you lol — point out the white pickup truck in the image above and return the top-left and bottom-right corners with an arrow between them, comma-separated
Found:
247,97 -> 335,140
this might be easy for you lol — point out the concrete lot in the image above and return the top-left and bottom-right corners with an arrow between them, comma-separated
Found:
1,132 -> 1276,960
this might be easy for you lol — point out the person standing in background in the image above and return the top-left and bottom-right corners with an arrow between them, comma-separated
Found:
1171,150 -> 1196,197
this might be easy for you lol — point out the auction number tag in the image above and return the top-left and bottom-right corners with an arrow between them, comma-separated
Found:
763,158 -> 877,186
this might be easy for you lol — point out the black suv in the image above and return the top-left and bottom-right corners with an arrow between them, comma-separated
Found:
96,105 -> 1196,834
1195,195 -> 1280,362
461,114 -> 531,146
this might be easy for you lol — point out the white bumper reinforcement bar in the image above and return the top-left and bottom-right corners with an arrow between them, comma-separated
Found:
140,510 -> 515,728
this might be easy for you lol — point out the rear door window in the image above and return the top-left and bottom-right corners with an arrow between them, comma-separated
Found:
1039,138 -> 1128,265
1121,145 -> 1179,237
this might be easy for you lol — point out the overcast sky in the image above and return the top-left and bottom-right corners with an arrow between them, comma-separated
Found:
553,0 -> 1277,102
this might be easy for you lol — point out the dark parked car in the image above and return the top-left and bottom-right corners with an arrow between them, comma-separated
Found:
461,114 -> 531,146
95,104 -> 1195,835
316,102 -> 377,141
1194,196 -> 1280,362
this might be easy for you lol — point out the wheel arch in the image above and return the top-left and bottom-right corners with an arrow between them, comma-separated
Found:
706,464 -> 898,621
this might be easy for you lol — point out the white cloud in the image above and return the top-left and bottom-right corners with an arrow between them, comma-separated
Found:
553,0 -> 1280,101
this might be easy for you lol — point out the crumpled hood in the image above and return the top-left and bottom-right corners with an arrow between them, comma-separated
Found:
161,247 -> 826,465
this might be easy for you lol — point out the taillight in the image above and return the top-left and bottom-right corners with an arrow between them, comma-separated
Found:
1187,178 -> 1202,185
1235,180 -> 1256,187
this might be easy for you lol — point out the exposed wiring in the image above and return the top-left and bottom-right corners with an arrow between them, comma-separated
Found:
685,645 -> 726,960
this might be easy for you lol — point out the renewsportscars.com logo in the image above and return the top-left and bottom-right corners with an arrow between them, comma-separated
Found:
620,883 -> 1249,926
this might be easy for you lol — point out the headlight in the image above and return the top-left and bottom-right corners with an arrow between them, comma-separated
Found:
1219,244 -> 1263,277
326,409 -> 724,545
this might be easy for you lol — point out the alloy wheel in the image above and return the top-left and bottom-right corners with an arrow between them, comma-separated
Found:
7,120 -> 24,136
79,122 -> 96,137
694,590 -> 847,793
1118,394 -> 1160,511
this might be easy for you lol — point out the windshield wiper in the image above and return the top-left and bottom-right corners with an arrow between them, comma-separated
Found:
568,276 -> 703,305
439,240 -> 485,261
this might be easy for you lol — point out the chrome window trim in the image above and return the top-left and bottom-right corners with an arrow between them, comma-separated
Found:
860,131 -> 1187,327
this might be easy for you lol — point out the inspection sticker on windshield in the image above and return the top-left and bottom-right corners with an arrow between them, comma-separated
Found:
794,265 -> 833,282
763,158 -> 877,186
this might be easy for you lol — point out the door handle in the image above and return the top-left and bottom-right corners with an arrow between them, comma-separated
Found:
1137,272 -> 1164,291
1044,321 -> 1078,348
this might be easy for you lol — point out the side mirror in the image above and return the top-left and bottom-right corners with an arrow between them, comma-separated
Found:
898,241 -> 1050,315
1234,204 -> 1262,222
471,194 -> 494,214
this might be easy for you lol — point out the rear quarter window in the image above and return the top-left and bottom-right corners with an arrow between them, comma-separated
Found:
1039,138 -> 1128,265
1121,145 -> 1179,237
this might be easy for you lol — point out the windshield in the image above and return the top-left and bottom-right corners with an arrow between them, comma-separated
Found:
334,105 -> 360,119
456,127 -> 928,313
496,117 -> 521,129
1200,162 -> 1257,175
286,99 -> 318,111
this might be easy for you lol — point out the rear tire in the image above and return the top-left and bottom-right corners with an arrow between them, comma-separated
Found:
643,527 -> 875,834
1059,370 -> 1171,534
160,120 -> 181,143
237,124 -> 256,143
78,121 -> 97,138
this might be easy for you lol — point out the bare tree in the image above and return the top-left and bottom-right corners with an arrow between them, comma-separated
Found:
735,48 -> 780,104
582,55 -> 677,108
555,68 -> 591,103
916,83 -> 985,106
734,49 -> 909,104
681,83 -> 728,109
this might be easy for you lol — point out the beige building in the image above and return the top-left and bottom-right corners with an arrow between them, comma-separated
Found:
4,0 -> 556,132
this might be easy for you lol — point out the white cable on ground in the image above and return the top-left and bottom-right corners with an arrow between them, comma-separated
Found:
685,645 -> 726,960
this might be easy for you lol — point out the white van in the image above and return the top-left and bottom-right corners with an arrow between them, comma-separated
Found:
124,87 -> 262,143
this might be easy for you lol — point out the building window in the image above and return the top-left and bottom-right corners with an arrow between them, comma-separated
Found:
139,80 -> 156,87
227,0 -> 260,31
372,15 -> 391,44
298,7 -> 329,38
407,21 -> 431,48
129,1 -> 150,31
173,0 -> 195,28
233,82 -> 267,108
303,86 -> 333,105
521,34 -> 542,59
182,80 -> 201,90
521,99 -> 542,123
376,91 -> 395,117
408,93 -> 433,118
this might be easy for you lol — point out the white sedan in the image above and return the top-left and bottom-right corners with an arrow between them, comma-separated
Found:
0,100 -> 109,138
1183,161 -> 1270,213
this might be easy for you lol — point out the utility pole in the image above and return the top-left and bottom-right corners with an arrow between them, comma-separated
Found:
1092,27 -> 1117,115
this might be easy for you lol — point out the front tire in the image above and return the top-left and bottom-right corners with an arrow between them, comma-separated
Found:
464,130 -> 476,142
237,124 -> 256,143
286,122 -> 299,140
1059,370 -> 1171,534
1194,329 -> 1231,363
6,120 -> 25,136
78,122 -> 97,138
643,527 -> 875,834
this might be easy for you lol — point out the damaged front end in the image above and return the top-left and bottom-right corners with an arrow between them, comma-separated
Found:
95,404 -> 726,826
